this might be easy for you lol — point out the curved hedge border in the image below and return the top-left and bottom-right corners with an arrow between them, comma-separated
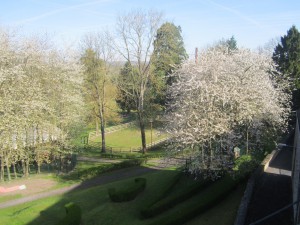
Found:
148,175 -> 241,225
141,177 -> 212,218
108,177 -> 147,202
56,202 -> 81,225
76,159 -> 145,180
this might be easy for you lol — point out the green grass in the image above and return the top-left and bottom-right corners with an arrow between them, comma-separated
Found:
0,170 -> 180,225
185,182 -> 246,225
91,126 -> 168,149
0,169 -> 246,225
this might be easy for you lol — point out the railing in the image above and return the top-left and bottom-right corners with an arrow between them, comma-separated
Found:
88,121 -> 137,141
292,110 -> 300,225
88,137 -> 170,154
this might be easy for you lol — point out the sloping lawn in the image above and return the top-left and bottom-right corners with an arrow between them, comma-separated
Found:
0,169 -> 245,225
91,126 -> 168,149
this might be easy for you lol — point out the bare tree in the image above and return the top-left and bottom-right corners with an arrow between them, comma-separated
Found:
113,9 -> 163,153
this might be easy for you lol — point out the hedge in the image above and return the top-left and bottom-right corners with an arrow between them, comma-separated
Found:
108,177 -> 147,202
56,202 -> 81,225
141,176 -> 212,218
76,158 -> 145,180
147,175 -> 241,225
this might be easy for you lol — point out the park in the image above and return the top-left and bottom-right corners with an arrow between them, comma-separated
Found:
0,3 -> 300,225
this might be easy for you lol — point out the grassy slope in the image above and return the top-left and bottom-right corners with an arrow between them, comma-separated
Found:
91,126 -> 168,149
0,170 -> 245,225
0,170 -> 179,225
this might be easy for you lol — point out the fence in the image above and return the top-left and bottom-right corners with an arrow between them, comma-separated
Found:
88,121 -> 137,141
292,110 -> 300,225
88,137 -> 170,154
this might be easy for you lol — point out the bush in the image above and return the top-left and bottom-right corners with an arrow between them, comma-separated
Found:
141,177 -> 212,218
76,158 -> 145,180
148,175 -> 241,225
108,177 -> 147,202
56,202 -> 81,225
233,155 -> 258,178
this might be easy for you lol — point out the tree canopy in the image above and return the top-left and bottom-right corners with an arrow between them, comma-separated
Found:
165,46 -> 290,178
273,25 -> 300,110
151,22 -> 188,106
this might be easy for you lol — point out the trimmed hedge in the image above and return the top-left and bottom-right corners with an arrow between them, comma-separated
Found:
148,175 -> 241,225
108,177 -> 147,202
56,202 -> 81,225
76,159 -> 145,180
141,177 -> 212,218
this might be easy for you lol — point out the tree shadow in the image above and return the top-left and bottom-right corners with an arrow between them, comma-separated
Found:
19,165 -> 170,225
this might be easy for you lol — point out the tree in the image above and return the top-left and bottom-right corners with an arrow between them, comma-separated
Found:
152,22 -> 188,104
116,61 -> 137,113
114,10 -> 164,153
273,25 -> 300,110
0,27 -> 83,180
81,32 -> 119,153
165,47 -> 290,179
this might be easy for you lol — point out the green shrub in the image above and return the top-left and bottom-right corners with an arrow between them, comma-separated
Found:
76,158 -> 145,180
148,175 -> 241,225
56,202 -> 81,225
141,177 -> 212,218
233,155 -> 258,178
108,177 -> 147,202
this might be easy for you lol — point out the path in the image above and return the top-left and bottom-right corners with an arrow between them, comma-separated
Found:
0,166 -> 157,209
245,146 -> 293,225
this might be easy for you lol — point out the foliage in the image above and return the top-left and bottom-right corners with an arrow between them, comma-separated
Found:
114,9 -> 164,153
273,25 -> 300,110
81,32 -> 120,153
115,61 -> 138,113
151,22 -> 188,106
56,202 -> 82,225
0,27 -> 83,180
233,155 -> 259,178
165,47 -> 290,179
72,159 -> 145,180
108,177 -> 146,202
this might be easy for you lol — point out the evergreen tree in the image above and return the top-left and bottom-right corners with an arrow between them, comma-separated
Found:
116,61 -> 137,113
273,25 -> 300,110
152,22 -> 188,106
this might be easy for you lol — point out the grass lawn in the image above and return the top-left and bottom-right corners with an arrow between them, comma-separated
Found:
186,182 -> 246,225
91,126 -> 168,149
0,169 -> 245,225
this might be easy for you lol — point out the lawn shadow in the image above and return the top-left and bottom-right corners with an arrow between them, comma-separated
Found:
20,165 -> 176,225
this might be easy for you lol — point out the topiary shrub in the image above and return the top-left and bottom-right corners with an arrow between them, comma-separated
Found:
56,202 -> 81,225
108,177 -> 146,202
76,158 -> 145,180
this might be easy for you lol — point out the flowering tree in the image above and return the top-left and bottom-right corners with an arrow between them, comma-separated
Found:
0,27 -> 83,180
165,46 -> 290,178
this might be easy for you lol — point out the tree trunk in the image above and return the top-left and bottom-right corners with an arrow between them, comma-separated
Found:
5,157 -> 11,181
0,160 -> 4,182
100,120 -> 106,153
13,163 -> 17,179
138,112 -> 147,154
96,117 -> 99,136
246,127 -> 249,155
24,159 -> 30,177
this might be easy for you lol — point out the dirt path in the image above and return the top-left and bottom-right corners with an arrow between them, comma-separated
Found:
0,166 -> 157,209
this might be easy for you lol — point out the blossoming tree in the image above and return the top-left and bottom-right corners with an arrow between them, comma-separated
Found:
165,46 -> 290,178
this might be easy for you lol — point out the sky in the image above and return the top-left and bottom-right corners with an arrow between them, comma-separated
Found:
1,0 -> 300,56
